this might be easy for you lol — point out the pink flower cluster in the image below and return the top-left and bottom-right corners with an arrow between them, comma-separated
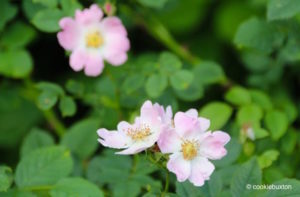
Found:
97,100 -> 230,187
57,4 -> 130,77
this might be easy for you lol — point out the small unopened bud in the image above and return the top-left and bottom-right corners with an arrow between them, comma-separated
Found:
104,2 -> 116,16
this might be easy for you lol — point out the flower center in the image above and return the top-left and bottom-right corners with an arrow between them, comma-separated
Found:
126,124 -> 151,141
86,31 -> 103,48
181,140 -> 198,160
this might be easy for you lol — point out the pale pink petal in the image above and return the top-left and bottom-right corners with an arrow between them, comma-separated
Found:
100,17 -> 127,36
174,112 -> 199,137
116,141 -> 151,155
198,117 -> 210,132
84,55 -> 105,77
105,52 -> 128,66
140,100 -> 160,125
199,131 -> 230,160
69,50 -> 86,71
189,157 -> 215,186
157,127 -> 181,154
57,17 -> 81,50
117,121 -> 132,134
97,129 -> 131,149
185,109 -> 198,118
167,153 -> 191,182
75,4 -> 103,25
166,106 -> 173,121
105,34 -> 130,53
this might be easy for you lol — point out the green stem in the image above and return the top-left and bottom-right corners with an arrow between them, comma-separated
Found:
144,16 -> 201,65
43,110 -> 66,137
162,170 -> 169,197
120,5 -> 201,66
131,154 -> 139,174
23,77 -> 66,137
22,185 -> 53,191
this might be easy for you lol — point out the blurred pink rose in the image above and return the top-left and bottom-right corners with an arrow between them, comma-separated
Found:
57,4 -> 130,77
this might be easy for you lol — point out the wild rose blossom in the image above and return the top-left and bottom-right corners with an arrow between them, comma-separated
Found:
57,4 -> 130,76
97,101 -> 172,154
158,109 -> 230,186
97,101 -> 230,187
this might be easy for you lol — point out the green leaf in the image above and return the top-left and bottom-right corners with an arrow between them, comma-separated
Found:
0,50 -> 33,78
60,0 -> 82,16
61,119 -> 99,159
280,128 -> 298,154
170,70 -> 194,90
66,79 -> 84,97
234,17 -> 284,54
230,157 -> 262,197
249,90 -> 273,110
174,82 -> 204,102
258,149 -> 280,169
121,74 -> 145,95
32,8 -> 64,32
263,167 -> 285,184
0,166 -> 13,192
193,61 -> 225,85
199,102 -> 232,130
1,21 -> 36,49
37,90 -> 58,110
87,151 -> 132,186
241,51 -> 272,72
0,189 -> 35,197
87,150 -> 159,196
0,86 -> 42,148
252,126 -> 269,139
267,0 -> 300,21
262,179 -> 300,197
0,0 -> 18,30
176,181 -> 204,197
113,181 -> 141,197
32,0 -> 58,8
50,177 -> 104,197
36,82 -> 64,96
159,52 -> 182,75
145,74 -> 168,98
15,146 -> 73,188
264,110 -> 289,140
199,172 -> 223,197
237,104 -> 263,126
22,0 -> 47,20
225,86 -> 251,106
137,0 -> 168,9
59,96 -> 76,117
20,128 -> 55,157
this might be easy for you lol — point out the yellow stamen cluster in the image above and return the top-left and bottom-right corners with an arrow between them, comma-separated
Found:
86,31 -> 104,48
126,124 -> 151,141
181,140 -> 198,160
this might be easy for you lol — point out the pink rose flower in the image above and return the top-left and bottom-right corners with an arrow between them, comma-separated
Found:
97,101 -> 172,154
57,4 -> 130,77
158,109 -> 230,187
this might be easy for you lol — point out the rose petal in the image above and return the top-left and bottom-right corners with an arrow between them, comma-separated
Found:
69,50 -> 86,71
189,157 -> 215,186
97,129 -> 131,149
75,4 -> 103,25
157,127 -> 181,154
167,152 -> 191,182
199,131 -> 230,160
84,54 -> 105,76
57,17 -> 81,50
